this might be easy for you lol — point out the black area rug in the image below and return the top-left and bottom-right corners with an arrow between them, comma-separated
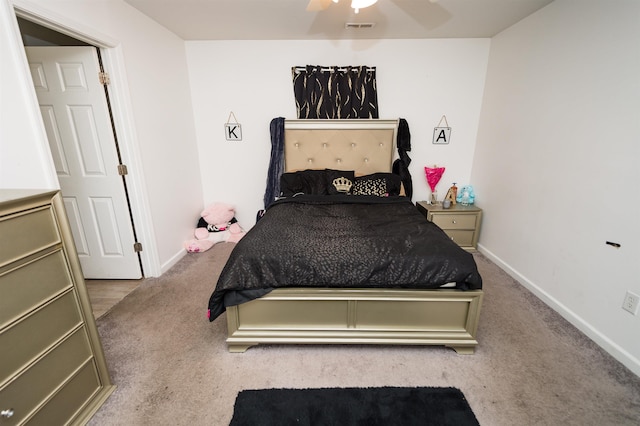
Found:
229,386 -> 479,426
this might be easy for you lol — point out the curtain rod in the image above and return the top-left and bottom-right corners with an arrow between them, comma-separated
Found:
293,66 -> 376,73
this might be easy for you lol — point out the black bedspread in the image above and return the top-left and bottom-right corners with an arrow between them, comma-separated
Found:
208,195 -> 482,321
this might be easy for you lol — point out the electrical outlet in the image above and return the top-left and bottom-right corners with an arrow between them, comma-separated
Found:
622,291 -> 639,315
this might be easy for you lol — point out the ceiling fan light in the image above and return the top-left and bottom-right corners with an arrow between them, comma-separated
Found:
351,0 -> 377,12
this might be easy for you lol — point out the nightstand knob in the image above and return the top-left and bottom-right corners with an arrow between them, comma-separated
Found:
452,219 -> 457,224
1,409 -> 14,419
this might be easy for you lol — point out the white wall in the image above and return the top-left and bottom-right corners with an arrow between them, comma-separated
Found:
4,0 -> 638,378
185,39 -> 490,229
473,0 -> 640,375
0,0 -> 57,188
2,0 -> 204,275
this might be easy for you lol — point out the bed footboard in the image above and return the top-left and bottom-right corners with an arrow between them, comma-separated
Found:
225,288 -> 483,354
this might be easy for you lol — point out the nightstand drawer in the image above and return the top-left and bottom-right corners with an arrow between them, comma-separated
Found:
431,213 -> 477,230
416,201 -> 482,251
443,230 -> 475,247
0,206 -> 60,268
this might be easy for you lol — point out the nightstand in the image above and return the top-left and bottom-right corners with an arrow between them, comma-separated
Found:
416,201 -> 482,251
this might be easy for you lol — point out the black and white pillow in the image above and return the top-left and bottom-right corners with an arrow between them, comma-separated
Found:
352,178 -> 388,196
354,173 -> 402,196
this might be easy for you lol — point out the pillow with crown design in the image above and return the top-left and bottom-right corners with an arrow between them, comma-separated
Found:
326,169 -> 355,195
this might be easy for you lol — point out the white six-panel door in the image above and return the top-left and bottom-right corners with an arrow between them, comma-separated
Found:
26,46 -> 142,279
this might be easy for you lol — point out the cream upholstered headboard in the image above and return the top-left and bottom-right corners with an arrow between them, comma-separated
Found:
284,119 -> 399,175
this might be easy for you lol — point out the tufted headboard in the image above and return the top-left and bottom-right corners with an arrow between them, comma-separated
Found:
283,119 -> 399,175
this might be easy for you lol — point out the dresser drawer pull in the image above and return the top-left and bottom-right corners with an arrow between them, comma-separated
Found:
452,219 -> 457,224
1,409 -> 14,419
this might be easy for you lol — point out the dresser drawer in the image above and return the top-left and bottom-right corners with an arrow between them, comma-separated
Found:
430,213 -> 478,230
0,327 -> 93,426
0,250 -> 73,329
26,360 -> 101,426
443,230 -> 475,247
0,291 -> 83,384
0,206 -> 60,268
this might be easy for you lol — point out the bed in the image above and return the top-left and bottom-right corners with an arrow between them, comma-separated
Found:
208,119 -> 483,354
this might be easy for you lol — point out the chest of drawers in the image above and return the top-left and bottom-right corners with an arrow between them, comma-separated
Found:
416,201 -> 482,251
0,190 -> 114,425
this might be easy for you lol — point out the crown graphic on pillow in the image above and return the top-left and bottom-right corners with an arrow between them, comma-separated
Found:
332,176 -> 353,193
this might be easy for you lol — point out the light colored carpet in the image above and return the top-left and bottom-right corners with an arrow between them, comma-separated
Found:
89,243 -> 640,426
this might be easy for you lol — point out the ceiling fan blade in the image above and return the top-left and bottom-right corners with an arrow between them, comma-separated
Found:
306,0 -> 333,12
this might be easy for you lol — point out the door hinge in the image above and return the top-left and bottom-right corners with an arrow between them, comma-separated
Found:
117,164 -> 128,176
134,242 -> 143,253
99,71 -> 110,85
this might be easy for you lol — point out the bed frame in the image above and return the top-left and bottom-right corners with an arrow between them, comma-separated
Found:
225,119 -> 484,354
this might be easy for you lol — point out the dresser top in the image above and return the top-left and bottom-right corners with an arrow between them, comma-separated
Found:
0,189 -> 57,205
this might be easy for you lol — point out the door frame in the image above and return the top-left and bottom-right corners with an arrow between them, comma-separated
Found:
12,1 -> 161,277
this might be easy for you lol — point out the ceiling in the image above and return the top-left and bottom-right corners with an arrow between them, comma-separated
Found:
123,0 -> 554,41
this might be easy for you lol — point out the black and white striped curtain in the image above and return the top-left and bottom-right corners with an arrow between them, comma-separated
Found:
292,65 -> 379,119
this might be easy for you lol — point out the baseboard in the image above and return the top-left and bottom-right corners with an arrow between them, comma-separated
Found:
160,248 -> 187,275
477,243 -> 640,377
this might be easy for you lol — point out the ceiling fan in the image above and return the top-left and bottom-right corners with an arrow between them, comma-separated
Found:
306,0 -> 442,14
306,0 -> 378,14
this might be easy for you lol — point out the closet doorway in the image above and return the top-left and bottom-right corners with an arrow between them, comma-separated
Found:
18,18 -> 143,279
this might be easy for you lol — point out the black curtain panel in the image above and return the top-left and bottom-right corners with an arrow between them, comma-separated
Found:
263,117 -> 285,210
292,65 -> 379,119
393,118 -> 413,200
